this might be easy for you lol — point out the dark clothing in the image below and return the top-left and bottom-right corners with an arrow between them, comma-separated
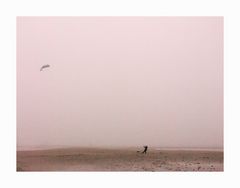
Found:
142,146 -> 148,154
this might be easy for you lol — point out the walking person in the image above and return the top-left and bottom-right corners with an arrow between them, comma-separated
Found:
142,145 -> 148,154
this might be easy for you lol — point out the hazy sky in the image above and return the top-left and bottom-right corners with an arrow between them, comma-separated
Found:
17,17 -> 223,149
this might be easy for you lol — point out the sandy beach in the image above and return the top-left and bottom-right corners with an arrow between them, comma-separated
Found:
17,148 -> 223,171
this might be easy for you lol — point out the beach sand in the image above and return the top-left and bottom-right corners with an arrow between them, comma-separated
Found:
17,148 -> 223,171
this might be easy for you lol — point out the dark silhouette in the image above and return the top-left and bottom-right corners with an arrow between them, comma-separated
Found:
142,145 -> 148,154
40,64 -> 50,71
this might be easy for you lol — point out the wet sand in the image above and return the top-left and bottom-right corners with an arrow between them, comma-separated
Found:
17,148 -> 223,171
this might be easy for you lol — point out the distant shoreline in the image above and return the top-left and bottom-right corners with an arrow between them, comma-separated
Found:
17,146 -> 223,152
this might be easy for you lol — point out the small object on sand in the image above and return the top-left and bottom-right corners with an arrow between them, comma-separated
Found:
142,145 -> 148,154
198,166 -> 201,170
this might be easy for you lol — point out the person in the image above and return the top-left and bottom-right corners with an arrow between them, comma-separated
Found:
142,145 -> 148,154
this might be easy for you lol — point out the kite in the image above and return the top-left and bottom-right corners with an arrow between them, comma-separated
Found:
40,64 -> 50,71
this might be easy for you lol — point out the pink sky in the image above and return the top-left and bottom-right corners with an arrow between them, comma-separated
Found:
17,17 -> 223,149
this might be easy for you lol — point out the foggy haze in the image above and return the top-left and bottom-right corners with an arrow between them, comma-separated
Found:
17,17 -> 223,149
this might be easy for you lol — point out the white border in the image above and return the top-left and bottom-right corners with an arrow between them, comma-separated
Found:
0,0 -> 239,188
